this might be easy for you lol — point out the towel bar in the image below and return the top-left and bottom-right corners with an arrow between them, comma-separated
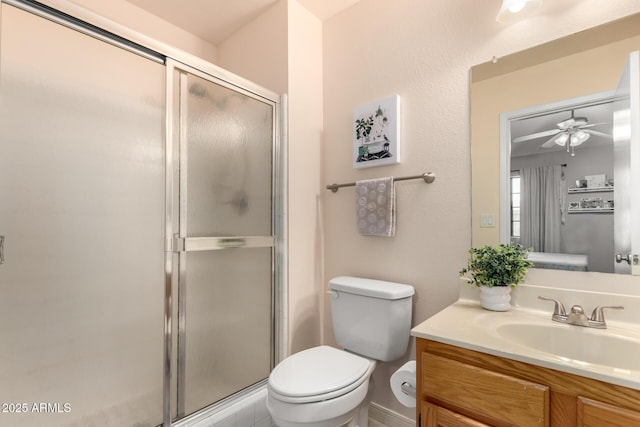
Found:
326,172 -> 436,193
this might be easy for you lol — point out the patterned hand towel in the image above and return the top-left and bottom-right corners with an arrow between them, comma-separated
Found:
356,177 -> 395,237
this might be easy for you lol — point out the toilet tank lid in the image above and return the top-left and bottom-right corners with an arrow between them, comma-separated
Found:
329,276 -> 414,300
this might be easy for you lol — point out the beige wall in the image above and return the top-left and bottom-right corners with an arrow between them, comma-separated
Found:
217,0 -> 289,95
285,1 -> 324,354
322,0 -> 640,419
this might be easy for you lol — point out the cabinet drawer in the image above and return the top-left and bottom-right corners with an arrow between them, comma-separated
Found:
422,401 -> 490,427
422,352 -> 549,427
577,397 -> 640,427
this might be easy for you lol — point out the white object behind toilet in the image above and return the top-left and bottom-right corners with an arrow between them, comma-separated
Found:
390,360 -> 416,407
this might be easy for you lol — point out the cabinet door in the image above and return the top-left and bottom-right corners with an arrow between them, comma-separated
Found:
421,352 -> 549,426
577,397 -> 640,427
421,401 -> 490,427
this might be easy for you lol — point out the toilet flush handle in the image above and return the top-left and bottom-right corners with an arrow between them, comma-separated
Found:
326,290 -> 339,299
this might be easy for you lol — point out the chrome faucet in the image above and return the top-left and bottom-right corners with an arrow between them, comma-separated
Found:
538,296 -> 624,329
566,305 -> 590,327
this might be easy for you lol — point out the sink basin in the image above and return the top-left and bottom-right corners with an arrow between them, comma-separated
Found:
496,323 -> 640,371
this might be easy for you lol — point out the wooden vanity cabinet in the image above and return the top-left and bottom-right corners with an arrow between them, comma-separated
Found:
416,338 -> 640,427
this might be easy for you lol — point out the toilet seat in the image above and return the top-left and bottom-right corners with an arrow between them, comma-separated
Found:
268,346 -> 375,404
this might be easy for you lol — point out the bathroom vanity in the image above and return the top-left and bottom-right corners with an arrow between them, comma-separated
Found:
415,338 -> 640,426
411,285 -> 640,427
452,10 -> 640,426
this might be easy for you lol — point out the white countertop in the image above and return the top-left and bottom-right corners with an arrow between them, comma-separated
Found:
411,298 -> 640,391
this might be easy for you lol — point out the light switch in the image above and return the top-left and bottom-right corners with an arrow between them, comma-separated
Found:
480,214 -> 495,228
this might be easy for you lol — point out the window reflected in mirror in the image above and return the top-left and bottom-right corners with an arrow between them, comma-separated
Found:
510,172 -> 520,240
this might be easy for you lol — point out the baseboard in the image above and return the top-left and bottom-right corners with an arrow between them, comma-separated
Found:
369,402 -> 414,427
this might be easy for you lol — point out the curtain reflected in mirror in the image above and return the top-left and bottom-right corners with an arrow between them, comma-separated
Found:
517,165 -> 564,253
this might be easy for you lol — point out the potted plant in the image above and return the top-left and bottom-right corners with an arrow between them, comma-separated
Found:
459,244 -> 533,311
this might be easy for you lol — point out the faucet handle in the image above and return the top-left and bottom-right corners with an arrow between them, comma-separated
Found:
569,305 -> 585,315
590,305 -> 624,322
538,296 -> 567,319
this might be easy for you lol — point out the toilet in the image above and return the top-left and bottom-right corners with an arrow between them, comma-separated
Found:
267,276 -> 415,427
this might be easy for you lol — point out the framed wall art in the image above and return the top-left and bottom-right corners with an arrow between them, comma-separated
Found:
353,95 -> 400,169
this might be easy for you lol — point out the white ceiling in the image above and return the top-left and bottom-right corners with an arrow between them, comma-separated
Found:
126,0 -> 361,46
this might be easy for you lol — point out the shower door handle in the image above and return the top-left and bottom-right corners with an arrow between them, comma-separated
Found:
171,236 -> 274,252
616,253 -> 631,264
0,235 -> 4,264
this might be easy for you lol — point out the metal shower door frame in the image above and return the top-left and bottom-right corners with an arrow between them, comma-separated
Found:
164,59 -> 284,426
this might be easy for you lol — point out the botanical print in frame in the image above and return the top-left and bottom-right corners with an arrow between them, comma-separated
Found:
353,95 -> 400,169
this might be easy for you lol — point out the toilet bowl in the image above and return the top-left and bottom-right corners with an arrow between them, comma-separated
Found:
267,346 -> 376,427
267,277 -> 415,427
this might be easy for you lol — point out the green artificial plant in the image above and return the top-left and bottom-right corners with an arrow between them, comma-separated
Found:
459,244 -> 533,288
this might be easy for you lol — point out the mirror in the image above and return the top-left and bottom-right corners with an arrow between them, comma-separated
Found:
504,91 -> 616,274
470,12 -> 640,274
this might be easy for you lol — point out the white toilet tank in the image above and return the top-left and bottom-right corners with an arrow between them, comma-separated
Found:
328,276 -> 415,362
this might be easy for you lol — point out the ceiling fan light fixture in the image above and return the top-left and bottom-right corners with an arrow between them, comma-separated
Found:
571,130 -> 590,146
554,133 -> 569,146
496,0 -> 541,23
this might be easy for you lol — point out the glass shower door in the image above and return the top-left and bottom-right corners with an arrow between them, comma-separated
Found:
170,67 -> 276,418
0,4 -> 165,427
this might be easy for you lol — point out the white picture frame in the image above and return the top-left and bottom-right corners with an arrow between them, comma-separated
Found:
353,95 -> 400,169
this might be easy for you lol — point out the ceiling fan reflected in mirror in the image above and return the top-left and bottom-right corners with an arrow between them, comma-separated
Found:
512,110 -> 612,156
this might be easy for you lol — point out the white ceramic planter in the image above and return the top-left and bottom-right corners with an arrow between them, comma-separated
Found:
479,285 -> 512,311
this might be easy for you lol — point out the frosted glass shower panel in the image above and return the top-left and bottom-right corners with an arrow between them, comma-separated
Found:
176,69 -> 276,418
186,75 -> 274,237
0,4 -> 164,427
183,249 -> 272,415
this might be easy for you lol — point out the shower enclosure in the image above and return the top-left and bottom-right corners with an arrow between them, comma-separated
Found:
0,2 -> 284,426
